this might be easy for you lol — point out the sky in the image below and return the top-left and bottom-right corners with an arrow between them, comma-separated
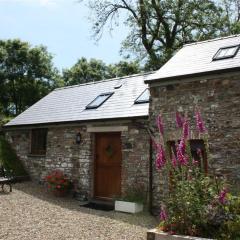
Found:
0,0 -> 129,70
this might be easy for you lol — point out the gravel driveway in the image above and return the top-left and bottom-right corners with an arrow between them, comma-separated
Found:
0,182 -> 157,240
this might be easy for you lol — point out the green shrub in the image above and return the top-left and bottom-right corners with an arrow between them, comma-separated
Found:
217,195 -> 240,239
0,135 -> 28,176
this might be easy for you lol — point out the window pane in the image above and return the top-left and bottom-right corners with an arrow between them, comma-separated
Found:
227,46 -> 238,56
135,89 -> 150,104
31,129 -> 47,155
89,95 -> 108,107
213,45 -> 239,60
86,93 -> 113,109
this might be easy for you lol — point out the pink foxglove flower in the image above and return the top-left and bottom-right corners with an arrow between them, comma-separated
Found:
219,188 -> 228,204
160,206 -> 168,221
177,149 -> 188,165
176,111 -> 184,128
195,110 -> 206,133
182,119 -> 190,139
171,153 -> 177,168
155,145 -> 166,170
192,158 -> 199,166
197,148 -> 202,157
177,139 -> 188,165
156,114 -> 164,136
178,138 -> 186,155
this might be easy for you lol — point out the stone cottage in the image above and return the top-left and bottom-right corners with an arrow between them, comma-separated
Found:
145,34 -> 240,209
4,73 -> 152,201
4,34 -> 240,211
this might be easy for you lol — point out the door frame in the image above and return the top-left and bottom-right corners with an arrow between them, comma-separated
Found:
93,132 -> 122,200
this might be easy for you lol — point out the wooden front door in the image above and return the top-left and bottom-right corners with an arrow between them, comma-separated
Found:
94,132 -> 122,199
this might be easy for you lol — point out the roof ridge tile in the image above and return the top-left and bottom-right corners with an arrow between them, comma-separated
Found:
54,71 -> 155,91
183,34 -> 240,47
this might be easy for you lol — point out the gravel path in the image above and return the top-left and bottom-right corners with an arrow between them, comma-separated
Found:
0,182 -> 157,240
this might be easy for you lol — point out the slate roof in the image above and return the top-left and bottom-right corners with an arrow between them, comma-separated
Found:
145,34 -> 240,83
6,73 -> 152,127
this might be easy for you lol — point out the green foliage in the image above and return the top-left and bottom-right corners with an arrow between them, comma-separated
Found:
0,39 -> 62,116
118,183 -> 146,204
63,57 -> 141,85
163,172 -> 225,237
218,194 -> 240,239
85,0 -> 240,70
0,135 -> 28,176
107,60 -> 141,78
63,57 -> 109,86
0,116 -> 12,127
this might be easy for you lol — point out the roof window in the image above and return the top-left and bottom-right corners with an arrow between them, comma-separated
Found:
134,89 -> 150,104
213,45 -> 240,61
86,92 -> 113,109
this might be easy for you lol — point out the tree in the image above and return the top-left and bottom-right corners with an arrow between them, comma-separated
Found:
63,57 -> 109,86
107,60 -> 141,78
63,57 -> 141,85
0,39 -> 62,116
221,0 -> 240,34
84,0 -> 239,70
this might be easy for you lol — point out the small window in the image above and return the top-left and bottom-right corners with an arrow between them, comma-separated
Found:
189,139 -> 208,173
134,89 -> 150,104
168,139 -> 207,173
30,129 -> 47,155
86,92 -> 113,109
213,45 -> 240,61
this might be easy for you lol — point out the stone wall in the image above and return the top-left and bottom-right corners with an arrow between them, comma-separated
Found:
149,74 -> 240,208
121,121 -> 150,198
5,120 -> 150,201
5,126 -> 93,197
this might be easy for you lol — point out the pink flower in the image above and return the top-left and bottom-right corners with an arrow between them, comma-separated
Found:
160,206 -> 168,221
171,154 -> 177,168
197,148 -> 202,157
182,119 -> 190,139
156,114 -> 164,136
177,139 -> 188,165
176,111 -> 184,128
192,158 -> 199,166
219,188 -> 228,204
177,150 -> 188,165
178,138 -> 186,155
155,145 -> 166,170
195,110 -> 206,133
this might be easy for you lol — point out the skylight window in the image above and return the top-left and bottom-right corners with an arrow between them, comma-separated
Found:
213,45 -> 240,61
86,92 -> 113,109
134,89 -> 150,104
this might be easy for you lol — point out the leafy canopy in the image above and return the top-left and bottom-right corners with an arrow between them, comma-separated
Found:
0,39 -> 63,116
63,57 -> 141,86
84,0 -> 240,70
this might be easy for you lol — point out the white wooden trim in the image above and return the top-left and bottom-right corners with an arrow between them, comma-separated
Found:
87,126 -> 128,133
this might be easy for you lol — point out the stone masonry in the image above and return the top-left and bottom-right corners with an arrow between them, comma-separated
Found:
5,120 -> 150,201
149,73 -> 240,208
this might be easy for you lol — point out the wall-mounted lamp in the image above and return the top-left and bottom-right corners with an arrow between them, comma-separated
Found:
76,132 -> 81,144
